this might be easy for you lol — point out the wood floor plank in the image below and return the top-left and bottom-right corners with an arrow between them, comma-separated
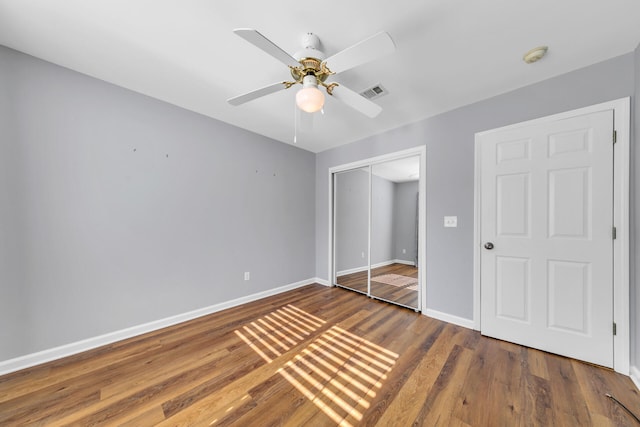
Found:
372,322 -> 453,426
526,347 -> 551,380
571,358 -> 640,426
523,373 -> 554,426
118,404 -> 167,427
453,338 -> 498,426
545,354 -> 594,426
481,346 -> 523,426
411,344 -> 475,426
49,334 -> 256,425
1,284 -> 638,426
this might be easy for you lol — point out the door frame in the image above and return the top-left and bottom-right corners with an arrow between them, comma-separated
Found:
328,146 -> 427,312
473,97 -> 630,374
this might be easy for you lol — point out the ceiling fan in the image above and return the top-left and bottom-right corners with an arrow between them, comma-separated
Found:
227,29 -> 395,118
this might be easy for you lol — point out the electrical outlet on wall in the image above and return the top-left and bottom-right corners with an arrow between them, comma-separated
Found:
402,249 -> 406,254
244,272 -> 250,281
361,252 -> 365,258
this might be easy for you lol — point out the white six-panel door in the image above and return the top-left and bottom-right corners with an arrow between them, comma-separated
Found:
479,109 -> 614,368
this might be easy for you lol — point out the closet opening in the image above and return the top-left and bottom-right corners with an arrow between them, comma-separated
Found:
329,147 -> 426,312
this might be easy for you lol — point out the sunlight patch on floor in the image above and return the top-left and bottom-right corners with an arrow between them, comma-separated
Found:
234,305 -> 398,426
278,325 -> 398,426
234,304 -> 326,363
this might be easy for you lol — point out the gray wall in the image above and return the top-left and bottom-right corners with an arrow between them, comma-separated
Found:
315,53 -> 636,323
0,48 -> 27,357
370,174 -> 394,265
334,169 -> 368,273
634,43 -> 640,371
334,170 -> 396,273
393,181 -> 418,263
0,45 -> 315,361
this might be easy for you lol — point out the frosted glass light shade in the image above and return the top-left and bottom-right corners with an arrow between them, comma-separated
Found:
296,86 -> 325,113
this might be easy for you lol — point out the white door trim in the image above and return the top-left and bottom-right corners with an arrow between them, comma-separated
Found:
328,146 -> 427,312
473,97 -> 630,374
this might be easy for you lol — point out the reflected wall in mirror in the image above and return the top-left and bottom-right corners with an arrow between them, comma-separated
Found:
334,167 -> 369,294
370,156 -> 420,309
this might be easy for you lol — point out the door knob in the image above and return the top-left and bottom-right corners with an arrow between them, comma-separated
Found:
484,242 -> 494,250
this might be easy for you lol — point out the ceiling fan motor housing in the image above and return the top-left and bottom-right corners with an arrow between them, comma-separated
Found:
293,32 -> 326,61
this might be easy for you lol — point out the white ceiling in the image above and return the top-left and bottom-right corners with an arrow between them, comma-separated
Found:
372,156 -> 420,183
1,1 -> 639,153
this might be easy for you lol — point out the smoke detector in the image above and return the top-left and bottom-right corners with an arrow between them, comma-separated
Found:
523,46 -> 548,64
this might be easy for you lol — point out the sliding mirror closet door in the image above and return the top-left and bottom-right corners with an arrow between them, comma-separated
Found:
370,157 -> 420,309
334,167 -> 370,294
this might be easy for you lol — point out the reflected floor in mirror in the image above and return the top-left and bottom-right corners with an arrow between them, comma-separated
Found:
337,263 -> 419,309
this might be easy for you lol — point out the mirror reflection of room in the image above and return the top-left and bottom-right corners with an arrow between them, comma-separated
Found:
334,167 -> 369,294
370,157 -> 419,309
334,156 -> 420,309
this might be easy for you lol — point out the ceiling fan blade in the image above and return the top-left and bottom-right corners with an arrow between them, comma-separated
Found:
227,81 -> 288,106
324,32 -> 395,74
233,28 -> 300,68
330,84 -> 383,118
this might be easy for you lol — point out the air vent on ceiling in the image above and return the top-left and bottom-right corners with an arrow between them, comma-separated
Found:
360,84 -> 388,100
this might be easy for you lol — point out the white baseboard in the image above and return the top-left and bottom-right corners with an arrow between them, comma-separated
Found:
371,260 -> 396,269
313,277 -> 331,286
425,308 -> 475,330
336,265 -> 367,277
630,366 -> 640,391
0,277 -> 318,376
393,259 -> 415,266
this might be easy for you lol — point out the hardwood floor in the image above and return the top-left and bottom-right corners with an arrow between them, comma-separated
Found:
337,263 -> 419,309
1,284 -> 638,426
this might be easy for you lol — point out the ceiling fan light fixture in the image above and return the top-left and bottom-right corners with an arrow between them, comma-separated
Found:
296,75 -> 325,113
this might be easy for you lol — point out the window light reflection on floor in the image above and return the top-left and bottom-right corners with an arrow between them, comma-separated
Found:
234,305 -> 399,427
234,304 -> 325,363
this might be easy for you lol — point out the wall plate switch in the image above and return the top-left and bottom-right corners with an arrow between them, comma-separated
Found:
444,216 -> 458,227
244,272 -> 250,281
402,249 -> 406,254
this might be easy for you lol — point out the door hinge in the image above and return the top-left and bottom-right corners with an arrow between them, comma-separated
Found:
613,130 -> 617,144
612,226 -> 617,240
613,322 -> 617,336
